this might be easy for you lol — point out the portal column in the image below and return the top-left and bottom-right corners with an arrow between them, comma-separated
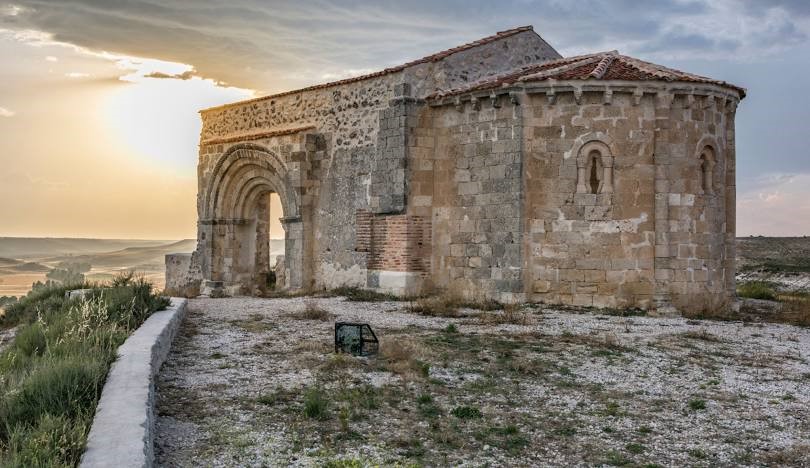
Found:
280,216 -> 305,291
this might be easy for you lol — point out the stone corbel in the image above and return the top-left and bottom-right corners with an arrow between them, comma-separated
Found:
603,88 -> 613,105
684,94 -> 695,109
726,99 -> 738,114
655,92 -> 674,109
632,88 -> 644,106
702,95 -> 714,109
717,96 -> 728,112
509,91 -> 520,106
545,89 -> 557,105
470,96 -> 480,111
490,93 -> 501,108
454,96 -> 463,112
573,89 -> 583,105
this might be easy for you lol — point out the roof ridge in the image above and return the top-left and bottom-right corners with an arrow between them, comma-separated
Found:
517,54 -> 604,83
202,26 -> 536,113
429,52 -> 605,99
428,50 -> 745,99
587,51 -> 618,79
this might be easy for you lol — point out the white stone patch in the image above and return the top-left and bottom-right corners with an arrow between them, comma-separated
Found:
588,212 -> 649,234
318,262 -> 366,289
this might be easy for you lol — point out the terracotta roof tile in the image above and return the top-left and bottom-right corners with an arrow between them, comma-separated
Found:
202,26 -> 536,113
429,51 -> 746,99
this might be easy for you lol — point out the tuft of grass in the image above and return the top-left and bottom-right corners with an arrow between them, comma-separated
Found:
303,386 -> 330,419
688,398 -> 707,411
737,281 -> 778,300
626,443 -> 645,454
451,405 -> 482,419
444,323 -> 458,334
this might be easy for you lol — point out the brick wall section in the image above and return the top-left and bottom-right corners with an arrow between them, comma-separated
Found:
355,210 -> 431,272
355,210 -> 373,253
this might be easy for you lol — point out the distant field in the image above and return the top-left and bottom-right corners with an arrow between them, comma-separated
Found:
0,237 -> 288,298
0,273 -> 48,296
0,238 -> 194,297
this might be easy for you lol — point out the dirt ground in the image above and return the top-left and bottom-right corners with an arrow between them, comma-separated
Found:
155,296 -> 810,467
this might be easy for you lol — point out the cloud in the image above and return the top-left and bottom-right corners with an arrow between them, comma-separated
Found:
65,71 -> 89,78
1,0 -> 807,95
0,107 -> 14,117
45,54 -> 56,61
738,172 -> 810,236
143,70 -> 194,80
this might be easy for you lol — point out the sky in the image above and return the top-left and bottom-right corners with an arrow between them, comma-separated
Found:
0,0 -> 809,239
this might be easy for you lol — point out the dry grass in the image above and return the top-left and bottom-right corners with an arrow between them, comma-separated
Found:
479,303 -> 531,325
408,296 -> 462,317
681,328 -> 724,342
379,337 -> 431,378
408,293 -> 505,318
777,294 -> 810,327
288,301 -> 333,321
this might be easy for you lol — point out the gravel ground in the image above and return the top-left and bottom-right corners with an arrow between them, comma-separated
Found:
155,296 -> 810,467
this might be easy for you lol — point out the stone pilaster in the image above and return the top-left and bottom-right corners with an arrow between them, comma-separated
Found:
652,92 -> 677,315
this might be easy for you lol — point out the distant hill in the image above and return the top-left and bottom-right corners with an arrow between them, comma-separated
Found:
0,238 -> 174,260
737,236 -> 810,273
44,239 -> 197,269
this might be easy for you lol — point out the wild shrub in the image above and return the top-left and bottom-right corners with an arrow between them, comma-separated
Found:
0,276 -> 168,467
408,296 -> 461,317
380,338 -> 430,378
451,405 -> 482,419
299,301 -> 332,321
737,281 -> 777,300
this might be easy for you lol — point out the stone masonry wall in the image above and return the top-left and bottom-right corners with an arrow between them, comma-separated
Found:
417,96 -> 526,302
653,93 -> 737,312
191,30 -> 560,294
523,91 -> 657,309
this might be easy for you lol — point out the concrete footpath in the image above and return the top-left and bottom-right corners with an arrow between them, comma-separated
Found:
81,297 -> 187,468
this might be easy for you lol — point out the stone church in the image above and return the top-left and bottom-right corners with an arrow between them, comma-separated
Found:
166,26 -> 745,314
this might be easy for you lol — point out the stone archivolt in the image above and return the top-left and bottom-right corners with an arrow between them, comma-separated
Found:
165,25 -> 744,315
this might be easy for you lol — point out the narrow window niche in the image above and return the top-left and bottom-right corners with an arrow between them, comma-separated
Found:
699,146 -> 716,195
576,141 -> 613,195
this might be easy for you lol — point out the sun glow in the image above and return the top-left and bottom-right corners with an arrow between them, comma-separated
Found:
103,76 -> 252,172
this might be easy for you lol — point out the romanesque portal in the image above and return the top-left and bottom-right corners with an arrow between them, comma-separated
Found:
166,26 -> 744,314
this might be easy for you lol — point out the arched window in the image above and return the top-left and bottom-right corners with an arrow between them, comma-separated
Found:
576,141 -> 613,194
699,146 -> 715,195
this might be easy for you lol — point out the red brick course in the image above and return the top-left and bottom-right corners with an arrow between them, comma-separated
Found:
355,210 -> 431,272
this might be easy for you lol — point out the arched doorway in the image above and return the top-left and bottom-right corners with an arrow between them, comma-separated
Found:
202,144 -> 307,293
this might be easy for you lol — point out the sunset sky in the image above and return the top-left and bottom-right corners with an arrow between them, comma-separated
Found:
1,0 -> 809,239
